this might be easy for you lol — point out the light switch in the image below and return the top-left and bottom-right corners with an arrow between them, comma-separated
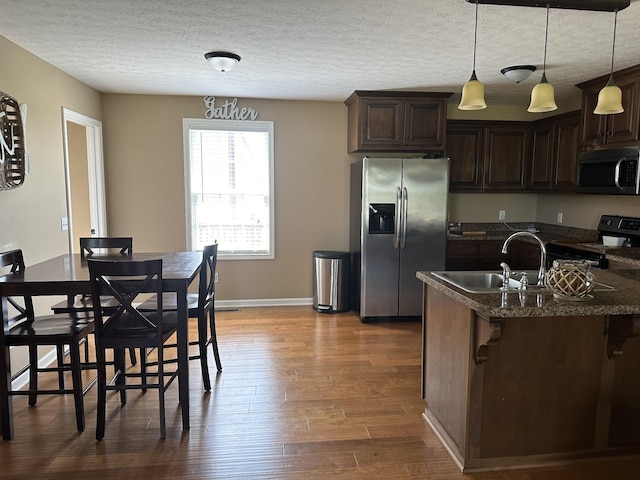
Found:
61,217 -> 68,231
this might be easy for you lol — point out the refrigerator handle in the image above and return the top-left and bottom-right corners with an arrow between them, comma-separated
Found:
394,187 -> 402,249
401,187 -> 408,249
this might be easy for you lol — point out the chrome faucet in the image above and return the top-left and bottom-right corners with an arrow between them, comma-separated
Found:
501,231 -> 547,287
499,261 -> 511,290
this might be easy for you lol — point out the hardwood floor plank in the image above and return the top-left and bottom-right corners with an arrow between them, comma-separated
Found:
1,306 -> 640,479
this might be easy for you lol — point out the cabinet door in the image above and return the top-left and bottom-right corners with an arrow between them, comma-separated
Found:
553,113 -> 580,191
579,86 -> 606,147
607,77 -> 640,145
446,123 -> 484,191
579,78 -> 640,148
483,125 -> 530,191
477,240 -> 505,270
530,120 -> 554,191
359,97 -> 404,149
403,99 -> 447,150
510,240 -> 541,270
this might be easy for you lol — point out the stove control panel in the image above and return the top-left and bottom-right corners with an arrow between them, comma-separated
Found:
598,215 -> 640,246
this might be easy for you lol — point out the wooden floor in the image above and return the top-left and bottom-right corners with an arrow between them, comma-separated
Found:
2,306 -> 640,479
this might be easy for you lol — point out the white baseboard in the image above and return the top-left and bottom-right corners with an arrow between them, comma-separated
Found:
216,297 -> 313,309
11,347 -> 59,391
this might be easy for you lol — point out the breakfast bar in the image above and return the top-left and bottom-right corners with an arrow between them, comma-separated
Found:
417,268 -> 640,472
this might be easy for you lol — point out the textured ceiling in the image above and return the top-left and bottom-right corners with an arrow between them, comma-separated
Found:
1,0 -> 639,106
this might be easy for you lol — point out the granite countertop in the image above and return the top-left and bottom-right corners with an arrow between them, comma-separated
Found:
446,222 -> 640,267
417,269 -> 640,318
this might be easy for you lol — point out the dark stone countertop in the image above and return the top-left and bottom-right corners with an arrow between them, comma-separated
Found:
417,269 -> 640,318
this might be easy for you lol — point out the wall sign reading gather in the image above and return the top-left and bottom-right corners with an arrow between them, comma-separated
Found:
203,96 -> 258,121
0,91 -> 26,190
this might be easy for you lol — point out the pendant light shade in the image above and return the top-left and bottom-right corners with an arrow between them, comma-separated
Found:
459,0 -> 487,110
460,71 -> 487,110
594,78 -> 623,114
528,6 -> 557,113
594,10 -> 624,115
528,73 -> 558,112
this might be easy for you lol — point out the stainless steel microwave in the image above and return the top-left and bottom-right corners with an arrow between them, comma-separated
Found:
577,146 -> 640,195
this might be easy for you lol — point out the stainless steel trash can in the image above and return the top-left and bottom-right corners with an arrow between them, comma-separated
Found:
313,251 -> 350,313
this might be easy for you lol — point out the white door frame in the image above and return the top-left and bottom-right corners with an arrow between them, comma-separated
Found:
61,108 -> 107,253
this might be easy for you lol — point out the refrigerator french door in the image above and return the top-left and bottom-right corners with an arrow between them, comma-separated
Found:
350,157 -> 449,319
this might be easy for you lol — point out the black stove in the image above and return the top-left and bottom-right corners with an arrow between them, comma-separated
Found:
546,215 -> 640,269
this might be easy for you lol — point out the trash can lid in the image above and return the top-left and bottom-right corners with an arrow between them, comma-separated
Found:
313,250 -> 350,259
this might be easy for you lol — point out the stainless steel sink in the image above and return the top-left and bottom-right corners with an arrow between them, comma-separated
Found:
431,270 -> 616,294
431,270 -> 523,293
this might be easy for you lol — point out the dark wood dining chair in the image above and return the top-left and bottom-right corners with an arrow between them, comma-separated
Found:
52,236 -> 133,314
51,237 -> 139,366
0,249 -> 95,433
88,258 -> 179,439
138,242 -> 221,391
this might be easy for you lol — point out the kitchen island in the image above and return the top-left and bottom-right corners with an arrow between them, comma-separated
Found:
417,268 -> 640,472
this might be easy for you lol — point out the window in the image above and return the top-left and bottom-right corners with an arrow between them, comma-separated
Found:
183,119 -> 274,259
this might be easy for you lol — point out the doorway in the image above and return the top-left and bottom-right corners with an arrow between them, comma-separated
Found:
62,108 -> 107,253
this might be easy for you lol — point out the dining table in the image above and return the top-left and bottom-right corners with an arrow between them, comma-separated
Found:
0,251 -> 202,440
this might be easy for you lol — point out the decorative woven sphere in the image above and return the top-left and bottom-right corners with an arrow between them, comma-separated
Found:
545,260 -> 596,300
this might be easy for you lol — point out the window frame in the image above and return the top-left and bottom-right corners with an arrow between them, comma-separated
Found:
183,118 -> 275,260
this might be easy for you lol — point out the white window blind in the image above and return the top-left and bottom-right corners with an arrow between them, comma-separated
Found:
183,119 -> 274,259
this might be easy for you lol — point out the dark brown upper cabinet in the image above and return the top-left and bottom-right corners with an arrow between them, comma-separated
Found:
530,111 -> 580,192
447,120 -> 530,192
447,112 -> 580,193
483,124 -> 530,191
345,91 -> 451,153
577,64 -> 640,149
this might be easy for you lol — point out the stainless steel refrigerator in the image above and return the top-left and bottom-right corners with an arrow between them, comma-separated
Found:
349,157 -> 449,320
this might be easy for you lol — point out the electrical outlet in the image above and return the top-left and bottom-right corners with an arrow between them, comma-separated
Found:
498,210 -> 506,221
557,212 -> 563,224
214,272 -> 219,283
60,217 -> 68,231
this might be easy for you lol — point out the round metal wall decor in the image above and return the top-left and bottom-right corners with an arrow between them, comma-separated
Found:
0,91 -> 26,190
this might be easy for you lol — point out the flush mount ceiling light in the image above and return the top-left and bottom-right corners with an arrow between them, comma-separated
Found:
459,0 -> 487,110
528,6 -> 557,113
501,65 -> 537,83
464,0 -> 629,12
204,51 -> 241,72
594,9 -> 624,115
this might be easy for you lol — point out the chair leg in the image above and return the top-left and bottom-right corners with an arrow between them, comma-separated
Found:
83,336 -> 91,363
158,346 -> 166,439
197,314 -> 211,391
140,348 -> 147,393
129,347 -> 137,366
68,340 -> 85,432
28,346 -> 38,406
209,308 -> 222,372
114,348 -> 127,405
96,344 -> 107,441
56,345 -> 66,389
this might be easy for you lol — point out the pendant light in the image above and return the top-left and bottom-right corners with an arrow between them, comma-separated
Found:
594,10 -> 624,115
528,5 -> 557,113
459,0 -> 486,110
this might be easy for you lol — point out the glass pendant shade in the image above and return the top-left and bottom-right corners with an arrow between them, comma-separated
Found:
527,74 -> 558,112
594,79 -> 624,114
459,71 -> 487,110
594,10 -> 623,115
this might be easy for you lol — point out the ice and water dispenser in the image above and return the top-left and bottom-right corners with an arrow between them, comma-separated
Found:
368,204 -> 395,234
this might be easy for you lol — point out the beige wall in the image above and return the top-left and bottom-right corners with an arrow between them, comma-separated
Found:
101,94 -> 351,301
450,193 -> 538,223
0,35 -> 102,374
537,194 -> 640,229
0,35 -> 102,263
